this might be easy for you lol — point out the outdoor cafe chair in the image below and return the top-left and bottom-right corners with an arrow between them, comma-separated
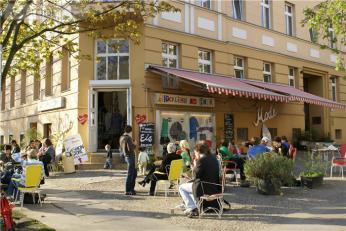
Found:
330,144 -> 346,179
197,167 -> 229,219
223,160 -> 240,186
154,159 -> 183,197
13,165 -> 43,208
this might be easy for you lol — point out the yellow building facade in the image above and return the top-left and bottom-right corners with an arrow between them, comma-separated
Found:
1,0 -> 346,156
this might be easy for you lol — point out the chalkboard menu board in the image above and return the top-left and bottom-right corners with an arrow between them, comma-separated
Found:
139,123 -> 155,147
224,114 -> 234,141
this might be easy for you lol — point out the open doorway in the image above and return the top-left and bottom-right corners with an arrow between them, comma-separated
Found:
303,73 -> 324,138
97,91 -> 127,150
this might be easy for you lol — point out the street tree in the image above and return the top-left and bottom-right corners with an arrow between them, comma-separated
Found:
0,0 -> 178,87
302,0 -> 346,76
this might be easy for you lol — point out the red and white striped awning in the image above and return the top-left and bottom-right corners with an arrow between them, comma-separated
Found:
242,79 -> 346,110
148,65 -> 288,102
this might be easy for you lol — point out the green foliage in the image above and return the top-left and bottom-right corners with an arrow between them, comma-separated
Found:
0,0 -> 179,84
300,156 -> 326,177
244,152 -> 294,186
302,0 -> 346,77
21,128 -> 43,148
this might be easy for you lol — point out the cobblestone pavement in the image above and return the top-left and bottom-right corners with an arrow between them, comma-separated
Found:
18,168 -> 346,231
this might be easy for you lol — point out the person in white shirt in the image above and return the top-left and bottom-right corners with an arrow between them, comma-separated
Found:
137,147 -> 149,176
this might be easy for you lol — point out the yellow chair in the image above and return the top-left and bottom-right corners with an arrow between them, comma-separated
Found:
14,165 -> 43,208
154,159 -> 183,197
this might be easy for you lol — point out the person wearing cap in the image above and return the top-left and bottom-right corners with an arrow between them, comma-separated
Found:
138,142 -> 181,196
6,149 -> 44,198
218,140 -> 249,187
247,137 -> 271,159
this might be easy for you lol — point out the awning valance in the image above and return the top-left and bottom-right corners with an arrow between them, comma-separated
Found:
147,65 -> 346,110
242,79 -> 346,110
148,65 -> 288,102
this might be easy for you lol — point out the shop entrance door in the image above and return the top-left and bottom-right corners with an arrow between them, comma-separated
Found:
97,91 -> 127,150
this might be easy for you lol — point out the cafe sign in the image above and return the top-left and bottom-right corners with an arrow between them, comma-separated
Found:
253,105 -> 278,126
155,93 -> 214,107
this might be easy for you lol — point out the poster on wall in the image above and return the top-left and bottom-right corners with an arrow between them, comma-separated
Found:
224,114 -> 234,141
64,134 -> 88,165
139,123 -> 155,147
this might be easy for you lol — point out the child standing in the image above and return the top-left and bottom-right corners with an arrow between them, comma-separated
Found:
104,144 -> 112,169
137,147 -> 149,175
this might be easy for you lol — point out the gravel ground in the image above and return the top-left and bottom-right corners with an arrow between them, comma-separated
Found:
42,167 -> 346,231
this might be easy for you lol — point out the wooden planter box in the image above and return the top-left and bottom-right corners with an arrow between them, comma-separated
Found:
301,175 -> 324,189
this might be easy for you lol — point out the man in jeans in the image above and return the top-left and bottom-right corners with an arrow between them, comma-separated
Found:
120,125 -> 137,195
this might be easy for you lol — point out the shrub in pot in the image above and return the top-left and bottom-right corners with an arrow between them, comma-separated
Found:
244,153 -> 294,195
300,158 -> 325,189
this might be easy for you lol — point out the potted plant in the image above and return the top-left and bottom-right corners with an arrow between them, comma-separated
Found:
244,153 -> 294,195
300,157 -> 325,189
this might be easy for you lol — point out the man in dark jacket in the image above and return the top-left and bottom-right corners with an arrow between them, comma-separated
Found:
179,142 -> 220,218
147,143 -> 181,196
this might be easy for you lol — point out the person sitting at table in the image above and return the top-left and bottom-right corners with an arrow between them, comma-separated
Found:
6,149 -> 44,199
219,140 -> 249,187
247,137 -> 271,159
0,144 -> 16,168
178,142 -> 220,218
179,140 -> 191,172
138,143 -> 181,196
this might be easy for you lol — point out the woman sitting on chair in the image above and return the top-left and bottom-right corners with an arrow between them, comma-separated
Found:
138,143 -> 181,196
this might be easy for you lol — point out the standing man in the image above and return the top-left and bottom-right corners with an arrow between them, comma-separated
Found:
120,125 -> 137,195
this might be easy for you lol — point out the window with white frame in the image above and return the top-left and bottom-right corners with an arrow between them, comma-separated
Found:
263,62 -> 272,83
234,57 -> 245,79
331,76 -> 337,102
232,0 -> 244,20
261,0 -> 271,29
162,42 -> 178,68
198,49 -> 212,74
96,39 -> 129,80
288,67 -> 295,87
328,28 -> 336,49
196,0 -> 211,9
285,3 -> 294,36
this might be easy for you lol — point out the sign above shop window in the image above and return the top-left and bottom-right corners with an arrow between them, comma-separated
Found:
253,105 -> 278,126
154,93 -> 214,107
38,97 -> 66,112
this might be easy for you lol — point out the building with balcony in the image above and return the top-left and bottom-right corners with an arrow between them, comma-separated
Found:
1,0 -> 346,156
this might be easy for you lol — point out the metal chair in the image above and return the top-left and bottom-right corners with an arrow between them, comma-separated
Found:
330,144 -> 346,179
223,160 -> 240,185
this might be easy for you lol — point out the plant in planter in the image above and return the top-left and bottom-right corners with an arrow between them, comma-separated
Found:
244,153 -> 294,195
300,157 -> 326,189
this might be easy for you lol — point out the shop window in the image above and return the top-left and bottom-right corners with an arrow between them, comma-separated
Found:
45,54 -> 53,96
335,129 -> 342,139
10,76 -> 15,108
237,128 -> 248,141
263,62 -> 272,83
198,49 -> 212,74
268,128 -> 277,138
234,56 -> 245,79
288,67 -> 295,87
43,123 -> 52,138
312,117 -> 321,125
261,0 -> 271,29
61,46 -> 71,92
292,128 -> 301,141
30,122 -> 38,130
196,0 -> 211,9
328,27 -> 336,49
331,76 -> 337,102
162,42 -> 178,68
21,70 -> 26,104
232,0 -> 244,20
285,3 -> 294,36
309,28 -> 318,43
0,135 -> 4,145
96,39 -> 129,80
158,111 -> 215,152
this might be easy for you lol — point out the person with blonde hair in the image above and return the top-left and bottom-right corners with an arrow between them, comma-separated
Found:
179,140 -> 191,171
